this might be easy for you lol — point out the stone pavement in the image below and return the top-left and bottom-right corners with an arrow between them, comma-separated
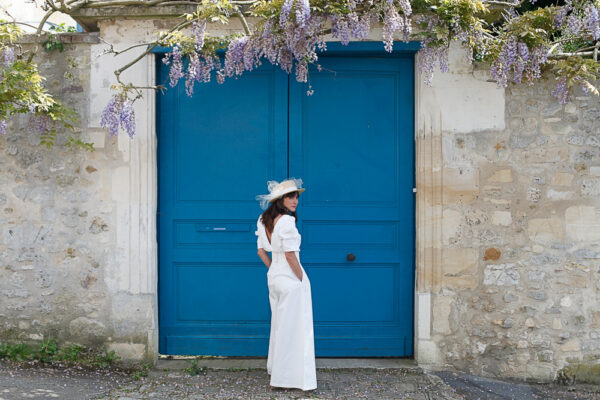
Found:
1,360 -> 599,400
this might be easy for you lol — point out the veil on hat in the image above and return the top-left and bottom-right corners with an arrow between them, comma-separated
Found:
256,178 -> 304,210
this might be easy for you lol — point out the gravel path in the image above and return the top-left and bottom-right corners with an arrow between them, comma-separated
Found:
1,362 -> 600,400
100,368 -> 462,400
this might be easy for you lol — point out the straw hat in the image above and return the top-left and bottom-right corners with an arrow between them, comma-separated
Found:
256,178 -> 305,209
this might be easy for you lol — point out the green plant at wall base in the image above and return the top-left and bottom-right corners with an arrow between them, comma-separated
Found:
58,344 -> 85,362
37,338 -> 59,362
130,362 -> 152,380
93,348 -> 121,368
184,359 -> 207,376
5,342 -> 33,362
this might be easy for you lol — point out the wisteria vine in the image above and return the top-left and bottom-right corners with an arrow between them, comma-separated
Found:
1,0 -> 599,141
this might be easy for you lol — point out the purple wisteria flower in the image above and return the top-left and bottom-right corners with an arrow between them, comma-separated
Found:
0,119 -> 6,135
2,47 -> 14,67
169,44 -> 184,87
514,42 -> 529,84
296,0 -> 311,29
185,52 -> 200,96
350,12 -> 371,40
552,78 -> 570,104
383,4 -> 402,52
331,16 -> 351,45
584,4 -> 600,40
223,36 -> 256,77
280,0 -> 294,28
417,46 -> 435,84
100,95 -> 136,138
398,0 -> 412,16
490,37 -> 546,88
554,0 -> 573,28
192,20 -> 207,51
33,114 -> 51,134
567,13 -> 582,35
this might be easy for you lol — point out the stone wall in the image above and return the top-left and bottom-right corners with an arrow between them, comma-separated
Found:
428,62 -> 600,380
0,34 -> 154,361
1,21 -> 599,380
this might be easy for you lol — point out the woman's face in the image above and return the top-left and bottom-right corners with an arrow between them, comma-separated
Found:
283,192 -> 299,213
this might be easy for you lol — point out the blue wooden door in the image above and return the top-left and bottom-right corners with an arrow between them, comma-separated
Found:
158,62 -> 288,355
158,46 -> 414,356
290,55 -> 414,356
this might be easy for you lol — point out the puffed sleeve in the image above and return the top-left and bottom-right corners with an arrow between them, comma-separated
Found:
279,215 -> 300,252
255,217 -> 266,250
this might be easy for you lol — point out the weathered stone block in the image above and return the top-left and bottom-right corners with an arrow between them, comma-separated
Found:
528,218 -> 563,243
107,343 -> 145,361
483,264 -> 519,286
550,172 -> 574,187
546,189 -> 574,201
561,339 -> 581,352
528,291 -> 549,301
526,363 -> 554,382
443,168 -> 480,204
565,206 -> 600,241
442,209 -> 462,245
488,169 -> 512,183
442,248 -> 478,275
527,187 -> 541,202
69,317 -> 106,339
433,296 -> 454,334
581,179 -> 600,197
491,211 -> 512,226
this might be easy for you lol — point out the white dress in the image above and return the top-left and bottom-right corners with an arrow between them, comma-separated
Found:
256,214 -> 317,391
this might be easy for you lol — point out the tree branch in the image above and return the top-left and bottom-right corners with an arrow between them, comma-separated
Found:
0,21 -> 48,31
549,51 -> 597,58
35,9 -> 55,35
236,8 -> 251,36
113,19 -> 193,85
101,41 -> 155,56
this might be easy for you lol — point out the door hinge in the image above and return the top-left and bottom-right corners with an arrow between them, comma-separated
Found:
412,188 -> 417,193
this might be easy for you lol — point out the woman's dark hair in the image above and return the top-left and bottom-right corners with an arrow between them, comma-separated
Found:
261,191 -> 299,235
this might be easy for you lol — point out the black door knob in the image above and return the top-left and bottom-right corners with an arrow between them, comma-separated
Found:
347,253 -> 356,262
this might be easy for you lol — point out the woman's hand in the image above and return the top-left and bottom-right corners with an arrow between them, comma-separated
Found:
285,251 -> 303,282
257,248 -> 271,268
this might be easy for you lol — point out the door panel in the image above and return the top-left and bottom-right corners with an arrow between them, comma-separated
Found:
158,62 -> 288,355
289,56 -> 415,356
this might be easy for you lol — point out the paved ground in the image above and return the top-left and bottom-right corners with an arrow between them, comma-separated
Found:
1,360 -> 599,399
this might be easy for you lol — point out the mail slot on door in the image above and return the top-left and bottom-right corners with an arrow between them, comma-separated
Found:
194,224 -> 252,232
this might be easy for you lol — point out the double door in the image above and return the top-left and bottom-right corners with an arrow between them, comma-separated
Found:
158,50 -> 415,356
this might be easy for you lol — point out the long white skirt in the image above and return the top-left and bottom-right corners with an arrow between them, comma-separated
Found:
266,252 -> 317,391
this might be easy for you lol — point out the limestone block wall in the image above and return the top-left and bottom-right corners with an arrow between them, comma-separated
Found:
0,35 -> 155,361
421,47 -> 600,380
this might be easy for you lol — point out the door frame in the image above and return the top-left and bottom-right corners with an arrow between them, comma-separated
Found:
140,40 -> 440,365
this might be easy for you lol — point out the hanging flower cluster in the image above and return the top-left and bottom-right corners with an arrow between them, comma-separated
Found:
100,94 -> 136,138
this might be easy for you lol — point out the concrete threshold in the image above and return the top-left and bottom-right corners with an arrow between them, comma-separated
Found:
156,357 -> 418,371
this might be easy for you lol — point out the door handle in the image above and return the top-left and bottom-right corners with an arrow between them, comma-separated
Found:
347,253 -> 356,262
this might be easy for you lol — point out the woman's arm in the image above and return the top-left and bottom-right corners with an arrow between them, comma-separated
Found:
257,248 -> 271,268
285,252 -> 303,282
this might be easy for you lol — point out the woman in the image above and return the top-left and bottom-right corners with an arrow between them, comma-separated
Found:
255,179 -> 317,391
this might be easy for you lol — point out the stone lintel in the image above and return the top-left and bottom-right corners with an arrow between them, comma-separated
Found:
19,32 -> 101,44
70,5 -> 195,32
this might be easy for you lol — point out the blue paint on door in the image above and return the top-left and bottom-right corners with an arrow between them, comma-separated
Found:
158,43 -> 415,356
